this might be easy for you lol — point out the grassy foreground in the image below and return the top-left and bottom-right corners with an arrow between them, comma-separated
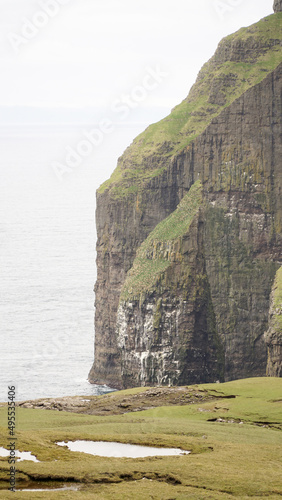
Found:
0,378 -> 281,499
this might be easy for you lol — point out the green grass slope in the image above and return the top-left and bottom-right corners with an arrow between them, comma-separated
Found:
99,13 -> 282,198
0,378 -> 281,498
120,180 -> 202,300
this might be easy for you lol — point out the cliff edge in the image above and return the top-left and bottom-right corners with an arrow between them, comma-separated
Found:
89,11 -> 282,389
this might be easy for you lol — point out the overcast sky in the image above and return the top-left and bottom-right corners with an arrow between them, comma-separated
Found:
0,0 -> 274,123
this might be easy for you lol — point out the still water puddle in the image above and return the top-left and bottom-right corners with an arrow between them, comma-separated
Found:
0,447 -> 39,462
57,440 -> 190,458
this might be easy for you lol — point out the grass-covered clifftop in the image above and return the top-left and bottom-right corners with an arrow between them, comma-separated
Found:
99,13 -> 282,198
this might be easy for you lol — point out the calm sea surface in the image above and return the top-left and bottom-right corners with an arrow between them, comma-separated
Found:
0,124 -> 145,402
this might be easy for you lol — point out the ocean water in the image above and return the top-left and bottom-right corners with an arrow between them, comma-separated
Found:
0,124 -> 147,402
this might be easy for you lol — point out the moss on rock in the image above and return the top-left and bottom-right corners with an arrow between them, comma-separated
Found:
120,181 -> 203,301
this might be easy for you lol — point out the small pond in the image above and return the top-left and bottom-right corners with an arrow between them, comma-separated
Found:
57,440 -> 190,458
0,447 -> 39,462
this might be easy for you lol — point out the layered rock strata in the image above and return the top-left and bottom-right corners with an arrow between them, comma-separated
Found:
89,12 -> 282,389
273,0 -> 282,13
265,267 -> 282,376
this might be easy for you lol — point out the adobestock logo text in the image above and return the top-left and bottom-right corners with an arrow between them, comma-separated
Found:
8,0 -> 72,54
52,65 -> 168,181
213,0 -> 244,19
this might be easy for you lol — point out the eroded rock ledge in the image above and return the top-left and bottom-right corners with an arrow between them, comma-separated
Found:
17,386 -> 235,416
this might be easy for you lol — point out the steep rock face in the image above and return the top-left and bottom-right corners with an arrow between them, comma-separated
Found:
89,14 -> 282,389
265,267 -> 282,376
111,65 -> 282,388
116,183 -> 224,388
203,200 -> 278,380
191,64 -> 282,380
89,161 -> 193,388
273,0 -> 282,13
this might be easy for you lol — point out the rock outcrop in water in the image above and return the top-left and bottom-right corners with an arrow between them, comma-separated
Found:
89,10 -> 282,389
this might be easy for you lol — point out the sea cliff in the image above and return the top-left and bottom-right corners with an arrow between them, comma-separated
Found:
89,11 -> 282,389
